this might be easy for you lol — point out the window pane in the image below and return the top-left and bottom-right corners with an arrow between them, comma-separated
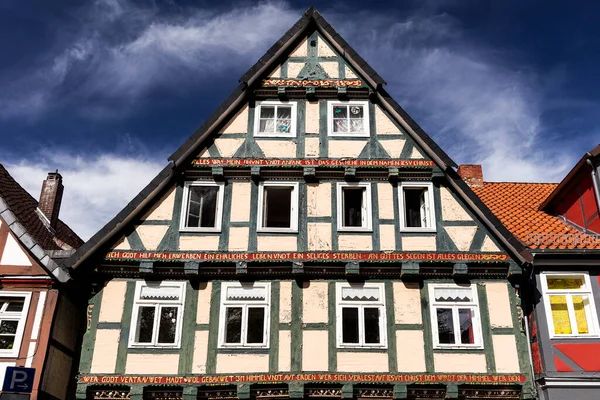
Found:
349,105 -> 363,119
333,119 -> 348,133
246,307 -> 265,344
0,320 -> 18,335
350,119 -> 364,133
260,119 -> 275,133
547,277 -> 585,290
549,295 -> 571,334
5,299 -> 24,312
276,119 -> 291,133
277,107 -> 292,119
342,307 -> 359,343
573,295 -> 590,334
458,309 -> 475,344
136,306 -> 155,343
343,188 -> 364,227
225,307 -> 243,343
333,106 -> 347,118
260,107 -> 275,119
436,308 -> 455,344
187,186 -> 218,228
0,336 -> 15,349
157,307 -> 178,344
263,187 -> 292,228
364,308 -> 381,344
404,188 -> 425,228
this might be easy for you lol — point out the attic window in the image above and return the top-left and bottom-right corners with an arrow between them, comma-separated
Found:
254,101 -> 297,138
328,100 -> 370,137
180,181 -> 225,232
399,182 -> 436,232
336,283 -> 386,348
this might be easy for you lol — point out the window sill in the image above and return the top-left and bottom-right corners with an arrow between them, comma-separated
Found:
179,228 -> 222,233
128,344 -> 181,349
254,133 -> 297,138
433,345 -> 484,351
257,228 -> 298,234
337,345 -> 388,351
217,346 -> 270,353
399,228 -> 437,233
549,334 -> 600,339
337,227 -> 373,233
328,133 -> 370,138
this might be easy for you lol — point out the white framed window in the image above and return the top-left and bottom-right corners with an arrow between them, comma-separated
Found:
337,182 -> 372,232
540,272 -> 600,338
129,281 -> 186,348
257,182 -> 299,233
254,101 -> 297,137
180,181 -> 225,232
429,284 -> 483,349
0,292 -> 32,358
219,282 -> 271,348
336,282 -> 387,348
327,100 -> 370,137
399,182 -> 436,232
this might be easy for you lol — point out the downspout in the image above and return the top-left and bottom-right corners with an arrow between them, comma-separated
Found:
587,158 -> 600,215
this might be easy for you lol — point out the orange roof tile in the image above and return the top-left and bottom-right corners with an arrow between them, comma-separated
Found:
473,182 -> 600,250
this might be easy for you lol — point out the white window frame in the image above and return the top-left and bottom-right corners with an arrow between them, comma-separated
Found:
254,100 -> 298,138
257,181 -> 299,233
337,182 -> 373,232
540,272 -> 600,338
179,181 -> 225,233
218,282 -> 271,348
399,181 -> 436,232
128,281 -> 186,349
429,283 -> 483,349
0,292 -> 32,358
327,100 -> 371,137
335,282 -> 387,349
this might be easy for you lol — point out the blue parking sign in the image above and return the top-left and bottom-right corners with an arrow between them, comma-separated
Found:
2,367 -> 35,394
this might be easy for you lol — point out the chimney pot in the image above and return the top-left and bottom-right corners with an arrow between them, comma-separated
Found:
39,171 -> 64,229
458,164 -> 484,187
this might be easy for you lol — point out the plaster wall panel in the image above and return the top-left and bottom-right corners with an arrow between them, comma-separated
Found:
290,38 -> 308,57
481,236 -> 502,252
0,235 -> 30,266
486,282 -> 513,328
396,330 -> 426,372
136,225 -> 169,250
198,148 -> 209,158
338,235 -> 372,251
444,226 -> 478,251
377,183 -> 395,219
307,183 -> 332,217
214,138 -> 244,158
302,281 -> 328,323
380,139 -> 406,158
287,62 -> 304,79
328,141 -> 367,158
409,147 -> 424,159
144,187 -> 175,221
434,353 -> 487,373
196,282 -> 212,324
126,354 -> 180,375
113,237 -> 131,251
98,280 -> 127,323
337,352 -> 388,372
257,236 -> 297,252
191,330 -> 210,373
401,236 -> 436,251
216,354 -> 269,373
231,182 -> 252,222
318,38 -> 336,57
305,138 -> 320,158
393,282 -> 422,324
219,105 -> 249,134
379,225 -> 396,251
308,223 -> 332,251
40,348 -> 70,399
321,62 -> 339,78
440,187 -> 472,221
305,102 -> 320,133
179,235 -> 219,251
228,227 -> 249,251
345,66 -> 357,79
90,329 -> 120,373
280,281 -> 292,323
259,140 -> 297,158
278,330 -> 292,372
375,106 -> 401,134
493,335 -> 520,373
302,330 -> 329,371
269,65 -> 281,78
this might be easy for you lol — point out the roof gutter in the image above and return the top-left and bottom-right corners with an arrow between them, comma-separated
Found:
587,158 -> 600,216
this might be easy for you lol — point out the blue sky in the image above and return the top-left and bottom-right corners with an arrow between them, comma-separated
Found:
1,0 -> 599,239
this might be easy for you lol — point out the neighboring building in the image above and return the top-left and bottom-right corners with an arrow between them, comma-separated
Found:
464,145 -> 600,400
66,8 -> 535,400
0,166 -> 84,399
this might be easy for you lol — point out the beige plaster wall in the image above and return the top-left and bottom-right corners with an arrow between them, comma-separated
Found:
328,141 -> 367,158
287,62 -> 304,79
231,182 -> 252,222
112,237 -> 131,251
280,281 -> 292,323
143,187 -> 175,221
379,225 -> 396,251
482,236 -> 502,252
216,354 -> 269,373
434,353 -> 487,373
444,226 -> 478,251
125,354 -> 180,375
191,330 -> 210,373
344,66 -> 357,79
302,281 -> 328,323
99,281 -> 127,323
410,147 -> 424,159
228,227 -> 249,251
136,225 -> 169,250
380,139 -> 406,158
269,65 -> 281,78
306,102 -> 320,133
338,235 -> 373,251
259,140 -> 296,158
318,37 -> 336,57
90,329 -> 120,374
279,330 -> 292,372
257,236 -> 297,252
290,38 -> 308,57
393,282 -> 422,324
401,236 -> 436,251
307,183 -> 332,217
396,330 -> 426,372
214,138 -> 244,157
321,62 -> 339,78
375,106 -> 401,134
179,235 -> 219,251
302,330 -> 328,371
308,223 -> 332,251
337,352 -> 388,373
196,282 -> 212,324
377,183 -> 395,219
440,187 -> 472,221
219,105 -> 248,134
305,137 -> 320,158
41,346 -> 72,400
493,335 -> 520,373
486,282 -> 513,328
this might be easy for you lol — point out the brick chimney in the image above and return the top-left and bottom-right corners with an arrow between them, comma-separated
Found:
38,170 -> 64,229
457,164 -> 484,187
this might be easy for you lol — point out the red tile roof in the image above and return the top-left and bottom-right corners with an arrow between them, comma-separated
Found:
473,182 -> 600,250
0,165 -> 83,251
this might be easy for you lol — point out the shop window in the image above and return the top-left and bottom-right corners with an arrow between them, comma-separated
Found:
337,182 -> 372,232
180,181 -> 225,232
336,282 -> 386,348
254,101 -> 297,137
399,182 -> 435,232
0,293 -> 31,358
257,182 -> 299,233
328,101 -> 370,137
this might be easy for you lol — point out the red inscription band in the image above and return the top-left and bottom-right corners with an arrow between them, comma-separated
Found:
262,79 -> 363,88
80,373 -> 527,385
105,251 -> 510,263
192,159 -> 435,168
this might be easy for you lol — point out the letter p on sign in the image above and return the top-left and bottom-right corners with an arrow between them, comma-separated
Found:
2,367 -> 35,394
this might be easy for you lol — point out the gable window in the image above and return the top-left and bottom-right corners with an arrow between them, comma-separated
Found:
254,101 -> 297,137
541,273 -> 599,337
336,283 -> 386,348
399,182 -> 436,232
219,282 -> 271,348
257,182 -> 299,233
129,282 -> 185,348
328,100 -> 370,137
429,284 -> 482,349
0,293 -> 31,357
180,181 -> 225,232
337,182 -> 372,232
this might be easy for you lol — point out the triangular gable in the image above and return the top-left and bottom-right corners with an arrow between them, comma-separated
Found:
0,217 -> 54,276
